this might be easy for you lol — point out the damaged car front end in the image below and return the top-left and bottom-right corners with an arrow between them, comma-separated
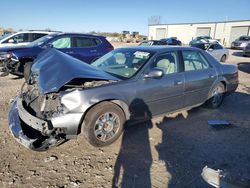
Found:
8,49 -> 119,151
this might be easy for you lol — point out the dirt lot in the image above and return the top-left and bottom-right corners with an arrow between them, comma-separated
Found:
0,47 -> 250,188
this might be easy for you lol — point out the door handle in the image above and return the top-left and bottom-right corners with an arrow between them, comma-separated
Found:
174,80 -> 183,85
90,50 -> 97,53
65,51 -> 74,54
209,75 -> 215,78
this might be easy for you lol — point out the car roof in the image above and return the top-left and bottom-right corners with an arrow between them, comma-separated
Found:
57,32 -> 105,38
117,46 -> 200,53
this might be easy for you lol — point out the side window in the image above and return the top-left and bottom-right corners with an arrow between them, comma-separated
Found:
52,37 -> 71,48
154,51 -> 178,75
3,33 -> 29,43
208,44 -> 215,50
183,50 -> 210,71
214,44 -> 223,49
72,37 -> 98,48
32,33 -> 47,41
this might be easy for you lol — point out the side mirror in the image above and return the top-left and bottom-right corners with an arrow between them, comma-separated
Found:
8,39 -> 16,43
43,43 -> 53,49
144,68 -> 164,78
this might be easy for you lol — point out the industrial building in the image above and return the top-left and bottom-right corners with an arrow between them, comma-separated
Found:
148,20 -> 250,47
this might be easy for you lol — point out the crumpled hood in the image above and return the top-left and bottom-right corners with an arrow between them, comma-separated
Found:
31,49 -> 119,94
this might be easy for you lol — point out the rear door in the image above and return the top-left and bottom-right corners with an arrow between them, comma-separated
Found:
70,36 -> 103,63
182,50 -> 217,107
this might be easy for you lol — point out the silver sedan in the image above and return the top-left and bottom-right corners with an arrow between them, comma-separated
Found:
8,47 -> 238,151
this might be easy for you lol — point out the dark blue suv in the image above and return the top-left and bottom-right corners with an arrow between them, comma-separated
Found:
0,32 -> 114,77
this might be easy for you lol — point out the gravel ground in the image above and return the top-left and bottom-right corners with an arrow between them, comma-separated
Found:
0,47 -> 250,188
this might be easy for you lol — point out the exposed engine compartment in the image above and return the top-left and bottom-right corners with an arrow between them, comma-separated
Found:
21,79 -> 115,120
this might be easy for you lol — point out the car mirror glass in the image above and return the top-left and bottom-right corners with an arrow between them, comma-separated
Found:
144,68 -> 163,78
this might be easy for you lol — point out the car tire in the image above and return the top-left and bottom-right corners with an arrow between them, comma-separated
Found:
220,55 -> 226,62
83,102 -> 125,147
24,61 -> 34,82
205,82 -> 225,109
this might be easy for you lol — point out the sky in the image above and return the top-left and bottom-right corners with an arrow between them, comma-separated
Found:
0,0 -> 250,35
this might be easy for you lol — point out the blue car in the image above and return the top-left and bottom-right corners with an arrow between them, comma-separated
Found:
0,32 -> 114,77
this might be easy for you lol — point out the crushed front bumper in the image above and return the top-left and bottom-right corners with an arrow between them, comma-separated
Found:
8,97 -> 65,151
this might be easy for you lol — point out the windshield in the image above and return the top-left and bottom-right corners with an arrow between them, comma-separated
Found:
197,36 -> 211,40
0,33 -> 12,40
239,36 -> 250,41
26,34 -> 55,47
91,49 -> 154,79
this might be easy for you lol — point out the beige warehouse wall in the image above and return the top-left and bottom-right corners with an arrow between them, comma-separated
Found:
167,25 -> 195,44
149,20 -> 250,47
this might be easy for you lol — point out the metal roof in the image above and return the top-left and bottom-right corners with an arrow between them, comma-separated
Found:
148,19 -> 250,26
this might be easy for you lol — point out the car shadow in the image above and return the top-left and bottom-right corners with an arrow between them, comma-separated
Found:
112,92 -> 250,188
238,62 -> 250,74
112,98 -> 153,188
11,75 -> 23,80
155,91 -> 250,187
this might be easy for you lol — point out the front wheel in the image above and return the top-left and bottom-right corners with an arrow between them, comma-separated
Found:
83,102 -> 125,147
205,83 -> 225,109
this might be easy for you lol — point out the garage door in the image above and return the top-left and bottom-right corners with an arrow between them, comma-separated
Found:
196,27 -> 211,37
229,26 -> 250,44
156,28 -> 166,40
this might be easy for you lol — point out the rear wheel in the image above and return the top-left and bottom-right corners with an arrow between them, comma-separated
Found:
220,55 -> 226,62
83,102 -> 125,147
205,83 -> 225,109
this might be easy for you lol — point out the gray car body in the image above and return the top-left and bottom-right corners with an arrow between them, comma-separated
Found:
243,43 -> 250,57
231,36 -> 250,49
8,47 -> 238,150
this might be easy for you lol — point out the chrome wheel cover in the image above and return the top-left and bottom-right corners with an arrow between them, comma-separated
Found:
94,112 -> 120,142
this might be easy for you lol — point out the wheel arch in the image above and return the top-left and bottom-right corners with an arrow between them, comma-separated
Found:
77,99 -> 130,135
19,57 -> 34,64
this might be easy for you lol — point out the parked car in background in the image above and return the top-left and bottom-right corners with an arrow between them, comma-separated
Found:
191,42 -> 229,62
0,30 -> 54,48
160,37 -> 182,46
0,32 -> 114,78
139,40 -> 167,46
189,36 -> 212,46
231,36 -> 250,49
243,43 -> 250,57
8,46 -> 238,150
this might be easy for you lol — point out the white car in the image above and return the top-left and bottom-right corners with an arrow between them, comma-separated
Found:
0,30 -> 54,48
191,43 -> 229,62
206,43 -> 229,62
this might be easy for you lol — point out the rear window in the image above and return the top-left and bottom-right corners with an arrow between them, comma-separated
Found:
32,33 -> 47,41
72,37 -> 100,47
182,50 -> 210,71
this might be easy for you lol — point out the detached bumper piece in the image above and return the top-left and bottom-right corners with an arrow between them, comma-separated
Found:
8,97 -> 65,151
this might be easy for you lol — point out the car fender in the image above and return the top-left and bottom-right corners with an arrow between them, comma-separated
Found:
208,76 -> 227,98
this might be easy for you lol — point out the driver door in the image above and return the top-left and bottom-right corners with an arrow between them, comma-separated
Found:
136,51 -> 185,116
